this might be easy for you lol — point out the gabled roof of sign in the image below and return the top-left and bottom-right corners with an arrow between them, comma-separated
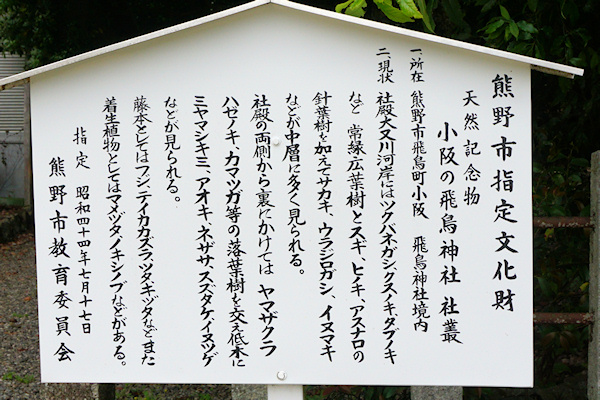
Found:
0,0 -> 584,91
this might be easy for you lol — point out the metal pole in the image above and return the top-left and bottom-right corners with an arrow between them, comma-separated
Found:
534,312 -> 593,325
533,216 -> 592,228
588,150 -> 600,399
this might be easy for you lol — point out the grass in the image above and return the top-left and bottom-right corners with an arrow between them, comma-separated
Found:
2,371 -> 35,384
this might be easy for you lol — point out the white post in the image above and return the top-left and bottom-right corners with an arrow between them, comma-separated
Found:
267,384 -> 303,400
588,150 -> 600,399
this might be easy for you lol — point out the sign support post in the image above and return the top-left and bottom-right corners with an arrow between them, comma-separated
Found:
268,385 -> 303,400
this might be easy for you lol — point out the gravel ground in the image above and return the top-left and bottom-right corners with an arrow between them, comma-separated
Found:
0,231 -> 40,399
0,229 -> 233,400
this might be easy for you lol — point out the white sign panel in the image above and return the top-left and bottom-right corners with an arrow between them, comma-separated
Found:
31,4 -> 532,387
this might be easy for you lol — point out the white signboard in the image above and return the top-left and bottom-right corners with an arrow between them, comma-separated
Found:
32,3 -> 532,387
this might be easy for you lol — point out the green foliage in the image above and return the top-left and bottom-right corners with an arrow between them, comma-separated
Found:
479,5 -> 538,52
373,0 -> 418,24
335,0 -> 433,31
415,0 -> 435,32
116,384 -> 155,400
336,0 -> 367,18
1,371 -> 35,384
305,385 -> 409,400
440,0 -> 470,37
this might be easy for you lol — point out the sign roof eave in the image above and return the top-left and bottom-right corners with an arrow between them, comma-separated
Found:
0,0 -> 583,92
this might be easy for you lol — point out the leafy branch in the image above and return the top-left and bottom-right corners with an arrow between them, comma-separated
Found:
335,0 -> 434,32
